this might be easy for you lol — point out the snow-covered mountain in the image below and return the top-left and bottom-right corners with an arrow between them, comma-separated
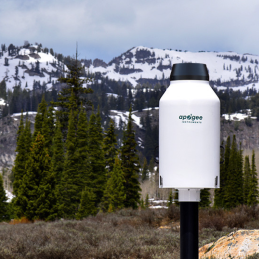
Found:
2,43 -> 259,92
0,43 -> 67,91
86,46 -> 259,91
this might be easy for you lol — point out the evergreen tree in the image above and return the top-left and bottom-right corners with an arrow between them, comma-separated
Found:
102,157 -> 126,212
214,137 -> 231,208
51,120 -> 64,187
103,119 -> 117,173
243,155 -> 251,205
76,105 -> 90,190
0,173 -> 8,221
88,111 -> 106,205
57,110 -> 80,218
18,133 -> 56,221
199,189 -> 211,208
121,107 -> 141,209
247,150 -> 259,205
12,113 -> 31,197
225,135 -> 243,208
52,51 -> 93,135
33,95 -> 48,139
46,106 -> 55,141
76,187 -> 97,219
0,80 -> 7,100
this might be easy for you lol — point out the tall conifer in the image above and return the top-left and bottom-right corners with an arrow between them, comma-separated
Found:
52,120 -> 65,212
247,150 -> 259,205
18,133 -> 56,220
58,110 -> 80,218
88,111 -> 106,205
102,157 -> 126,212
120,107 -> 141,209
76,187 -> 97,219
76,105 -> 90,190
243,155 -> 251,205
12,112 -> 25,196
33,95 -> 48,139
225,135 -> 243,208
103,119 -> 117,174
52,51 -> 93,135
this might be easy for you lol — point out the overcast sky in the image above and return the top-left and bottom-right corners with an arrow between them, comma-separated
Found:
1,0 -> 259,62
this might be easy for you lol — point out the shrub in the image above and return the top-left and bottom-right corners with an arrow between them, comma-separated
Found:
166,205 -> 180,221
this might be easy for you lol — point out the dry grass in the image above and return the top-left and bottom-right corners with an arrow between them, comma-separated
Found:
0,205 -> 258,259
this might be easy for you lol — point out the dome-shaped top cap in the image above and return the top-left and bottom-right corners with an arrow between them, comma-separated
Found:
170,63 -> 209,81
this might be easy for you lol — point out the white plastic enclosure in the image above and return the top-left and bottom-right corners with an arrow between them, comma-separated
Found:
159,79 -> 220,189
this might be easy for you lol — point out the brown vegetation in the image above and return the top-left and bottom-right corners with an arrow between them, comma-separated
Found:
0,205 -> 258,259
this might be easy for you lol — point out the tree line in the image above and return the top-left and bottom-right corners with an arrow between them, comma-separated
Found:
214,135 -> 259,208
0,57 -> 142,221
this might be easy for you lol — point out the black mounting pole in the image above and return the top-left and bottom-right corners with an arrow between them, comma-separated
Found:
180,202 -> 199,259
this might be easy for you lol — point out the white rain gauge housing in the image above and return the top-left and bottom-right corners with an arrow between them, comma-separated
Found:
159,63 -> 220,259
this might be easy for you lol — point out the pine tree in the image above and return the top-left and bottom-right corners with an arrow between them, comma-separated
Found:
33,95 -> 48,139
247,150 -> 259,205
214,136 -> 231,208
51,120 -> 64,188
199,189 -> 211,208
46,105 -> 55,144
225,135 -> 243,208
76,187 -> 97,219
103,119 -> 117,174
121,107 -> 141,209
76,105 -> 90,190
52,50 -> 93,135
18,133 -> 56,221
12,113 -> 32,198
0,173 -> 8,221
88,111 -> 106,205
243,155 -> 251,205
102,157 -> 126,212
57,110 -> 80,219
0,80 -> 7,100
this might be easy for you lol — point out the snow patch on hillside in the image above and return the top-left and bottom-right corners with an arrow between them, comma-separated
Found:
0,46 -> 67,91
5,189 -> 14,203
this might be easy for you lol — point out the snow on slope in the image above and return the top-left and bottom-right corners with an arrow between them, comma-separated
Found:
5,189 -> 14,203
109,109 -> 144,128
2,44 -> 259,92
87,46 -> 259,91
0,45 -> 67,91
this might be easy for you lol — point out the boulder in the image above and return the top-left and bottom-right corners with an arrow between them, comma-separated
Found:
199,230 -> 259,258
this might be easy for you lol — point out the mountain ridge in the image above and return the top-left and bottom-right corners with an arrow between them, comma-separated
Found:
2,43 -> 259,92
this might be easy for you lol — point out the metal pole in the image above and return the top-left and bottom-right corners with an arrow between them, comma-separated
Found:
180,202 -> 199,259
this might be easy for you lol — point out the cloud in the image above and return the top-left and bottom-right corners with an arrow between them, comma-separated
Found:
0,0 -> 259,61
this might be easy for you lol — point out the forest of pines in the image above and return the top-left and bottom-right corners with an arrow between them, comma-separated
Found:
9,55 -> 141,221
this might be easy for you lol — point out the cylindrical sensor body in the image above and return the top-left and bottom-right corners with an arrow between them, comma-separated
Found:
159,63 -> 220,189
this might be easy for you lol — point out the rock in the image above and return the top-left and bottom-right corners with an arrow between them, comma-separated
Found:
199,229 -> 259,258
